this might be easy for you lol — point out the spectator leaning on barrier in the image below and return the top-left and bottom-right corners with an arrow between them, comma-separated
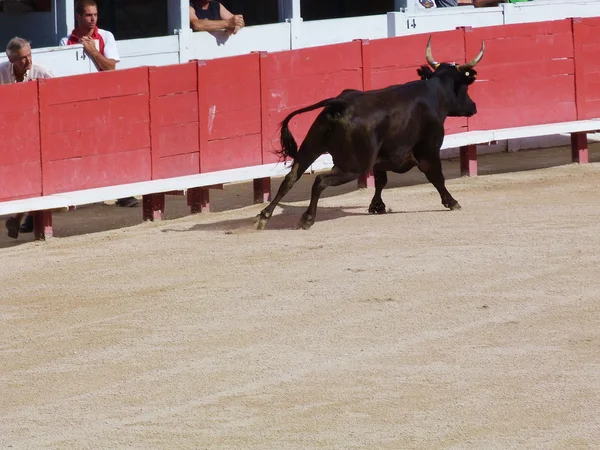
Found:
59,0 -> 139,208
473,0 -> 531,6
189,0 -> 245,34
1,37 -> 53,239
434,0 -> 479,6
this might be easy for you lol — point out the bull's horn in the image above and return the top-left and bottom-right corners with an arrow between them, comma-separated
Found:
425,35 -> 439,69
460,41 -> 485,70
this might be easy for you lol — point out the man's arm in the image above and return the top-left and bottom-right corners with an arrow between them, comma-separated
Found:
474,0 -> 503,6
219,3 -> 244,34
189,5 -> 232,32
80,36 -> 116,71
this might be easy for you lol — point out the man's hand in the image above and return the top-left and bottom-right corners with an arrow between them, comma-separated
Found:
227,14 -> 244,29
80,36 -> 97,56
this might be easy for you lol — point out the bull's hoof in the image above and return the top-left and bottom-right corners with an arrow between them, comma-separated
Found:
368,201 -> 387,215
446,202 -> 461,211
298,213 -> 315,230
254,214 -> 269,230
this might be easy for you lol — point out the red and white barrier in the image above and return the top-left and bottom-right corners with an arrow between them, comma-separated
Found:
1,18 -> 600,238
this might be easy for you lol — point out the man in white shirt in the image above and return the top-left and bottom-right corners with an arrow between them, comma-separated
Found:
0,37 -> 53,239
0,36 -> 53,84
59,0 -> 120,72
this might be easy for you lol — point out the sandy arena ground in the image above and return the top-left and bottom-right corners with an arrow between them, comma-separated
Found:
2,145 -> 600,449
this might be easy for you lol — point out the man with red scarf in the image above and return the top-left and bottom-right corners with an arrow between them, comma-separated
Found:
59,0 -> 119,72
58,0 -> 139,208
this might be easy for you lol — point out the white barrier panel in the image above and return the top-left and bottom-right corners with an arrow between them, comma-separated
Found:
291,15 -> 388,49
189,23 -> 291,60
117,35 -> 180,69
502,1 -> 600,25
0,45 -> 92,77
388,7 -> 504,37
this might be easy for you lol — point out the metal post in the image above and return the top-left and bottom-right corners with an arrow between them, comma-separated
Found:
53,0 -> 75,45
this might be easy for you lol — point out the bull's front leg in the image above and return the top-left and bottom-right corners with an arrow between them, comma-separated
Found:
368,170 -> 388,214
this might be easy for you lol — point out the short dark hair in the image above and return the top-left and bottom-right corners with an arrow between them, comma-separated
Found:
75,0 -> 97,16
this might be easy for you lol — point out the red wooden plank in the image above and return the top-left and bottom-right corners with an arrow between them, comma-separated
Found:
269,72 -> 363,111
45,94 -> 150,134
153,153 -> 200,180
43,148 -> 151,194
259,52 -> 270,165
445,117 -> 468,135
203,53 -> 261,140
573,17 -> 600,41
40,67 -> 149,106
202,133 -> 262,173
156,122 -> 199,158
0,110 -> 41,139
475,59 -> 574,82
0,161 -> 42,201
0,81 -> 38,114
371,67 -> 424,90
152,62 -> 197,97
580,45 -> 600,73
583,77 -> 600,102
156,92 -> 198,127
0,138 -> 40,166
208,107 -> 261,141
470,76 -> 575,110
359,39 -> 372,91
370,30 -> 466,69
45,121 -> 151,160
204,52 -> 259,81
197,61 -> 209,173
469,102 -> 576,130
468,33 -> 573,67
266,41 -> 362,80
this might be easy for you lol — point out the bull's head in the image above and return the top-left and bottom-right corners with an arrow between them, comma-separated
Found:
417,36 -> 485,117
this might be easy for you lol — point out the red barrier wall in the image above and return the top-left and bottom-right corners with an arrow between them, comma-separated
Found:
466,20 -> 577,130
1,18 -> 599,203
0,82 -> 41,201
39,67 -> 152,194
150,62 -> 199,179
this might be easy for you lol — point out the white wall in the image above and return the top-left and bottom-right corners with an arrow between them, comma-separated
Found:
291,15 -> 388,49
0,44 -> 92,77
189,23 -> 291,61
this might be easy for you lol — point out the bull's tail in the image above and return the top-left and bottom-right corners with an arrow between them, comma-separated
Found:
278,97 -> 349,161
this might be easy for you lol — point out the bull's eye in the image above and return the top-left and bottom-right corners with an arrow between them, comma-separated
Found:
465,71 -> 470,76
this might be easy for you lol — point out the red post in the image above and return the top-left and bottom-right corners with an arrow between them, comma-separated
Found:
142,193 -> 165,221
33,210 -> 52,240
187,187 -> 210,213
38,79 -> 49,196
197,60 -> 209,173
148,67 -> 160,179
572,18 -> 586,120
460,144 -> 478,177
571,132 -> 588,163
356,39 -> 374,189
253,177 -> 271,203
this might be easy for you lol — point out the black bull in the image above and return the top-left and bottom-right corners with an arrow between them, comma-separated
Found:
255,36 -> 485,230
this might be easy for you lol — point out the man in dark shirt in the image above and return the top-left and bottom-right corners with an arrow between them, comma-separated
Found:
189,0 -> 245,34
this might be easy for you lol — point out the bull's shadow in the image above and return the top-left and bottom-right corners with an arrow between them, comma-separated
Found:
163,202 -> 446,234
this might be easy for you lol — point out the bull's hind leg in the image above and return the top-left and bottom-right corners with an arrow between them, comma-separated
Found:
368,170 -> 388,214
254,158 -> 314,230
299,166 -> 359,230
417,156 -> 460,210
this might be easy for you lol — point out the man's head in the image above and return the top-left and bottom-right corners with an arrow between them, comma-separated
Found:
75,0 -> 98,31
418,36 -> 485,117
6,37 -> 32,77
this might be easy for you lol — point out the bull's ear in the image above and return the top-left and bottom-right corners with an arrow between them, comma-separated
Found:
417,65 -> 434,80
